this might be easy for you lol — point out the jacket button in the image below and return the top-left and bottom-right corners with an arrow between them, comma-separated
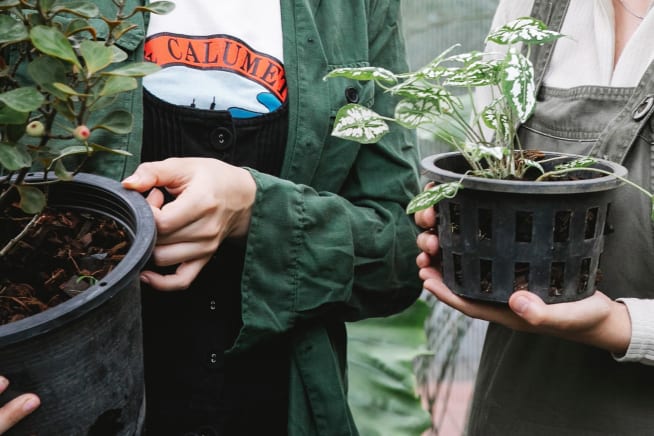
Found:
210,126 -> 233,151
209,299 -> 216,311
209,352 -> 218,365
345,87 -> 359,103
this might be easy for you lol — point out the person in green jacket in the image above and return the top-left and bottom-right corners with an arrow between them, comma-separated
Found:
0,1 -> 420,433
113,1 -> 421,435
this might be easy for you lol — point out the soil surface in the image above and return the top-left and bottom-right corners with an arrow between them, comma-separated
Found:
0,207 -> 129,326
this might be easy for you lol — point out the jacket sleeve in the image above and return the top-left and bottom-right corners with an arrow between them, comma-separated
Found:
230,0 -> 423,353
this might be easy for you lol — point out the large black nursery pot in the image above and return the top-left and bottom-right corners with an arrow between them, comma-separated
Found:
0,173 -> 156,435
422,152 -> 627,304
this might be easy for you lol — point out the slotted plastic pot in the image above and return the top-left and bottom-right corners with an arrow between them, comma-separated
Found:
422,152 -> 627,304
0,173 -> 156,435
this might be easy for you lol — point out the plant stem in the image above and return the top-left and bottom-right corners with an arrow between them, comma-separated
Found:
0,213 -> 39,258
537,167 -> 654,199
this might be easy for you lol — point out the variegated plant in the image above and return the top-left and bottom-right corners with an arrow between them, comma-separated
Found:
326,17 -> 565,213
0,0 -> 174,214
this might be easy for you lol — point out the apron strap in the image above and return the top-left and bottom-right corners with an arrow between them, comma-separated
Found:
591,61 -> 654,164
527,0 -> 654,165
528,0 -> 570,92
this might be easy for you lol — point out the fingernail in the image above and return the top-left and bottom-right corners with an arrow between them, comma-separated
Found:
122,174 -> 139,185
140,274 -> 150,284
0,376 -> 7,389
22,396 -> 39,412
513,296 -> 530,314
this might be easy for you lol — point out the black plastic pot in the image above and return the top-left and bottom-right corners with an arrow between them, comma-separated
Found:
422,152 -> 628,304
0,173 -> 156,435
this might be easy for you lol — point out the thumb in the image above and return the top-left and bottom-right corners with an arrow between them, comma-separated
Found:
508,290 -> 547,325
122,159 -> 185,193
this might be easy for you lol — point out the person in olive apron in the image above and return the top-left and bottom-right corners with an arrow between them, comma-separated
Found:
416,0 -> 654,434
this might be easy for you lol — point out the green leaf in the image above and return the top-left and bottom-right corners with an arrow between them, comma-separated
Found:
0,105 -> 29,125
129,1 -> 176,16
331,104 -> 389,144
0,0 -> 21,9
89,142 -> 132,156
53,144 -> 90,161
554,157 -> 597,171
30,25 -> 82,68
391,84 -> 460,114
27,56 -> 67,87
0,143 -> 32,170
501,49 -> 535,123
464,143 -> 507,161
53,159 -> 74,180
0,87 -> 45,112
92,110 -> 133,134
406,182 -> 463,214
486,16 -> 565,46
80,40 -> 114,76
111,21 -> 138,42
347,300 -> 432,436
445,59 -> 502,87
0,14 -> 28,44
16,185 -> 47,214
99,75 -> 137,97
394,99 -> 437,128
64,18 -> 96,38
325,66 -> 397,85
415,44 -> 463,80
105,62 -> 161,77
110,45 -> 129,63
53,82 -> 85,96
522,159 -> 544,174
37,0 -> 56,14
481,98 -> 511,140
50,0 -> 99,19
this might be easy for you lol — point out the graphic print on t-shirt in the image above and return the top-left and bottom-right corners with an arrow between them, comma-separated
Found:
144,33 -> 287,118
141,0 -> 286,118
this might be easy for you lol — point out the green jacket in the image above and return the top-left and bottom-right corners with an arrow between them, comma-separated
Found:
90,0 -> 422,434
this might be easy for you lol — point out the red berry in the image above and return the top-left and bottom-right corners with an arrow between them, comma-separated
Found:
73,125 -> 91,141
25,120 -> 45,137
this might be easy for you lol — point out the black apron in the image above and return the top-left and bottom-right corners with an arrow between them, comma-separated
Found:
466,2 -> 654,435
140,89 -> 290,436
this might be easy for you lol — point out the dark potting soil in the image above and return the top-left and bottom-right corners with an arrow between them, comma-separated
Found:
0,208 -> 129,326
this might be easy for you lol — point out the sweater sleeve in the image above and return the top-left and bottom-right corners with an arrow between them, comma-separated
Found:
613,298 -> 654,365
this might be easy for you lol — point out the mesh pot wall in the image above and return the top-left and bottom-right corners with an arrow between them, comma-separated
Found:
421,152 -> 628,304
0,173 -> 156,435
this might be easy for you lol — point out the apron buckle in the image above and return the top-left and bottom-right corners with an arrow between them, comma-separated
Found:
632,95 -> 654,121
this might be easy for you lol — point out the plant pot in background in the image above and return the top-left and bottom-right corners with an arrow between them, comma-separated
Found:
0,173 -> 155,435
422,152 -> 627,304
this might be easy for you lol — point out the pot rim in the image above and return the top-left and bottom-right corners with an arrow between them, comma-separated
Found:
421,151 -> 629,194
0,172 -> 156,345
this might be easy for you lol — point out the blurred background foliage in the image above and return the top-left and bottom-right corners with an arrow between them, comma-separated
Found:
347,1 -> 499,435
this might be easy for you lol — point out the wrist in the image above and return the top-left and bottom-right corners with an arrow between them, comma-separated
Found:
604,300 -> 631,355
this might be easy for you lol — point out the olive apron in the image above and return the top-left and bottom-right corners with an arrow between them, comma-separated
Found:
466,1 -> 654,435
140,89 -> 290,435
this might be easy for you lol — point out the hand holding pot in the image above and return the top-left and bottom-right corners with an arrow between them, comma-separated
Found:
0,376 -> 39,434
122,157 -> 257,291
415,194 -> 632,356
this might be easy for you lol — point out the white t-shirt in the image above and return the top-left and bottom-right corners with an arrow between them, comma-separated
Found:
488,0 -> 654,87
143,0 -> 286,118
